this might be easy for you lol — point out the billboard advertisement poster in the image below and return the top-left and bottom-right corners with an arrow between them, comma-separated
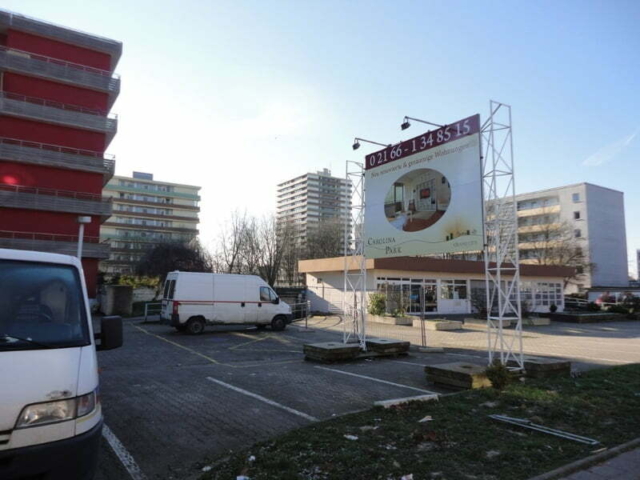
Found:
364,114 -> 483,259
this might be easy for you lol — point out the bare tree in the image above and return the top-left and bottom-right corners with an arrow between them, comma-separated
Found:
257,216 -> 286,286
217,210 -> 249,274
303,218 -> 344,260
520,219 -> 593,288
135,240 -> 212,289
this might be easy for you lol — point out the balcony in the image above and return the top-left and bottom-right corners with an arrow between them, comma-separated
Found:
0,93 -> 117,146
106,184 -> 201,201
0,137 -> 115,185
0,46 -> 120,107
103,221 -> 199,234
0,230 -> 110,259
0,11 -> 122,70
0,183 -> 112,218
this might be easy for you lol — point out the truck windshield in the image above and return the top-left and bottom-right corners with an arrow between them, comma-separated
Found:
0,260 -> 90,351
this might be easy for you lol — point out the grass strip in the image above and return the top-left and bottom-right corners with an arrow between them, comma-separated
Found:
201,364 -> 640,480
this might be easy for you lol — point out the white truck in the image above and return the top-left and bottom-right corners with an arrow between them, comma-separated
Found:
0,248 -> 122,480
160,272 -> 293,334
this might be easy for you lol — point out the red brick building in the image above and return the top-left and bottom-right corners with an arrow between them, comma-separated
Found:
0,10 -> 122,296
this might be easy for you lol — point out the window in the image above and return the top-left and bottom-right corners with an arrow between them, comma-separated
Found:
572,193 -> 580,203
440,280 -> 467,300
260,287 -> 276,302
573,211 -> 581,220
574,229 -> 581,238
0,260 -> 90,349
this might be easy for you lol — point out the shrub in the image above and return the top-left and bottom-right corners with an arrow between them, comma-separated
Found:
367,293 -> 386,316
549,303 -> 558,313
485,360 -> 512,390
587,302 -> 601,312
608,304 -> 629,315
521,300 -> 532,319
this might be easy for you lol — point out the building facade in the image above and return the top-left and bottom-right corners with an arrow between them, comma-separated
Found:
300,256 -> 573,315
0,10 -> 121,295
101,172 -> 201,274
514,183 -> 627,291
276,168 -> 352,247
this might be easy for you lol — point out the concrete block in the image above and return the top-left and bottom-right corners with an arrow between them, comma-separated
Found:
365,338 -> 410,355
522,317 -> 551,326
303,342 -> 360,362
507,355 -> 571,378
369,314 -> 413,326
425,362 -> 492,389
413,319 -> 463,330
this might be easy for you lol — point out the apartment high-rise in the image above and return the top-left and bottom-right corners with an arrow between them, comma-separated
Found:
276,169 -> 352,247
515,183 -> 627,291
0,10 -> 121,295
101,172 -> 201,274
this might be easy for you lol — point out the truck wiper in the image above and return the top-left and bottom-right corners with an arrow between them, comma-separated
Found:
0,335 -> 54,349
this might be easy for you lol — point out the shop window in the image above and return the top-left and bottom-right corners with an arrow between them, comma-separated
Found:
441,280 -> 467,300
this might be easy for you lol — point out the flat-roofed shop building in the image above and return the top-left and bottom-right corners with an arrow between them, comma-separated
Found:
0,10 -> 121,295
101,172 -> 201,274
300,256 -> 574,316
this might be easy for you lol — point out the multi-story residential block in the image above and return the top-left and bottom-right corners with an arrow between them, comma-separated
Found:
276,168 -> 352,247
101,172 -> 201,274
514,183 -> 627,291
0,10 -> 121,295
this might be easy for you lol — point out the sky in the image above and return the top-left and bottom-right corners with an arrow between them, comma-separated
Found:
5,0 -> 640,277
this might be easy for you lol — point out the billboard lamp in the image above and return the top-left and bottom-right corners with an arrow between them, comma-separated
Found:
401,116 -> 443,130
352,137 -> 390,151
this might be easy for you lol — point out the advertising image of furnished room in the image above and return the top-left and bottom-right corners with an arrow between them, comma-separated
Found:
384,168 -> 451,232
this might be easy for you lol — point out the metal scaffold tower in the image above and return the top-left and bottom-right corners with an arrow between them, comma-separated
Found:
482,100 -> 524,370
343,160 -> 367,350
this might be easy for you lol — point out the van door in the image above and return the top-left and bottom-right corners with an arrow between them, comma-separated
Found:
258,285 -> 278,323
161,277 -> 177,319
214,275 -> 246,324
243,278 -> 259,324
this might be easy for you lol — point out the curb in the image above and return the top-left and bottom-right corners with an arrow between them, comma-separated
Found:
527,437 -> 640,480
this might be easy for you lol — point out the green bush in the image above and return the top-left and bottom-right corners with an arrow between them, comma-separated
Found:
367,293 -> 386,316
549,303 -> 558,313
587,302 -> 601,312
608,304 -> 629,315
485,360 -> 513,390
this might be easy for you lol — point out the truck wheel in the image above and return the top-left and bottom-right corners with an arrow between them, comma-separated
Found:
271,316 -> 286,332
186,317 -> 205,335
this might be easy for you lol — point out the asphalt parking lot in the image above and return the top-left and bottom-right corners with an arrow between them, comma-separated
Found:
94,316 -> 640,480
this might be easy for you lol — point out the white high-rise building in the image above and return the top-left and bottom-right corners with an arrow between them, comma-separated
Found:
514,183 -> 627,292
276,169 -> 352,247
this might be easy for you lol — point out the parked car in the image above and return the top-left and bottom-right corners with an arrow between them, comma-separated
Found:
160,272 -> 292,334
0,248 -> 123,480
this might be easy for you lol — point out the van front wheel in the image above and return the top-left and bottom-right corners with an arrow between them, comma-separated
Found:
271,316 -> 287,332
186,317 -> 206,335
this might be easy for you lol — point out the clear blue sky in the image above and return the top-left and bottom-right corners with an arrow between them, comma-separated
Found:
5,0 -> 640,276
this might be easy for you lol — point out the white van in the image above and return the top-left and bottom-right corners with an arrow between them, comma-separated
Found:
160,272 -> 292,334
0,248 -> 122,480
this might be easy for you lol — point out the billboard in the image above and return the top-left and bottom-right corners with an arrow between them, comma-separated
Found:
364,114 -> 483,259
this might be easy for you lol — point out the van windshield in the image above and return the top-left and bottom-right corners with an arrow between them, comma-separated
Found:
0,260 -> 90,351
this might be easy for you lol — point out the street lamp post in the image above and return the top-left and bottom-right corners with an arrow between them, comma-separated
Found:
77,216 -> 92,258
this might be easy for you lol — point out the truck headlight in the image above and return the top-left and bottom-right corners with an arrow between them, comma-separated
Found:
16,390 -> 98,429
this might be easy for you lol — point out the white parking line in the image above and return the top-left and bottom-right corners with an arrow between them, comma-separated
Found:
314,366 -> 438,394
206,377 -> 318,422
102,424 -> 147,480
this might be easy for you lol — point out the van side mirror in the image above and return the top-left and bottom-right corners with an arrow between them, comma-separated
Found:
97,316 -> 123,351
273,297 -> 280,305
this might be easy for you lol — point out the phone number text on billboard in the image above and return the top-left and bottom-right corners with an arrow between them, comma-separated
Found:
366,114 -> 481,171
